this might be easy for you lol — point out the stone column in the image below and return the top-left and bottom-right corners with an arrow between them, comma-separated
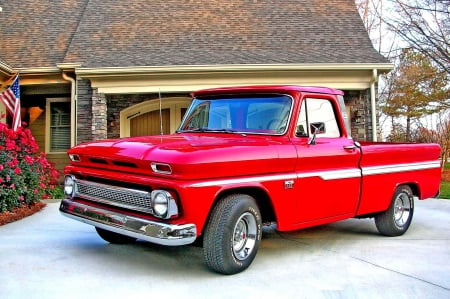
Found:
76,79 -> 93,144
91,88 -> 107,140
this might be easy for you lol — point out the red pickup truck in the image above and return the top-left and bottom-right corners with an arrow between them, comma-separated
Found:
60,85 -> 442,274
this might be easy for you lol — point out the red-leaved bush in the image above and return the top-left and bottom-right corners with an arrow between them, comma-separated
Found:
0,117 -> 60,212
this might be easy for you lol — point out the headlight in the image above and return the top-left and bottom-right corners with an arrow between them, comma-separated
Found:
151,190 -> 178,219
64,175 -> 76,197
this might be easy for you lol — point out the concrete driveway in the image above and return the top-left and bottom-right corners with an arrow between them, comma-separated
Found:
1,199 -> 449,299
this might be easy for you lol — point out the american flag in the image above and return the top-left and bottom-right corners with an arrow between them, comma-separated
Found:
0,75 -> 21,131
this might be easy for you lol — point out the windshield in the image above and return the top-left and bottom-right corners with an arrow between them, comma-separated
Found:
177,94 -> 293,135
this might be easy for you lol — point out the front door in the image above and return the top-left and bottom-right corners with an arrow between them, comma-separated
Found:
292,95 -> 361,224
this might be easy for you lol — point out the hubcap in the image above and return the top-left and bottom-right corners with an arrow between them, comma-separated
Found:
393,192 -> 411,227
232,212 -> 257,261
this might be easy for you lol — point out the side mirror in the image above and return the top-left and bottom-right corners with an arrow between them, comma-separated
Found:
310,122 -> 326,135
308,122 -> 326,145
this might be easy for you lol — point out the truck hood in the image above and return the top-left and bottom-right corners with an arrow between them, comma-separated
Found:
68,134 -> 296,180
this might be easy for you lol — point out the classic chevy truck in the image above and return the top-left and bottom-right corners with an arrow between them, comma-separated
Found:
60,85 -> 442,274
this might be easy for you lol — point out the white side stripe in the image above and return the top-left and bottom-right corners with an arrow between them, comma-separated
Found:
189,174 -> 296,188
296,169 -> 361,180
188,160 -> 440,188
362,161 -> 441,176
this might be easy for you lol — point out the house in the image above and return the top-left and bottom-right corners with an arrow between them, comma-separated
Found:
0,0 -> 392,172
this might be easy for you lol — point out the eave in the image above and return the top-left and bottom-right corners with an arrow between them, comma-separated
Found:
75,63 -> 393,94
76,63 -> 393,76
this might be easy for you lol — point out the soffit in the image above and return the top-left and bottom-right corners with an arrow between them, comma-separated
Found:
78,64 -> 392,93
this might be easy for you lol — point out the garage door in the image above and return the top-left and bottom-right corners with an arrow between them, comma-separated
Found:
130,109 -> 170,136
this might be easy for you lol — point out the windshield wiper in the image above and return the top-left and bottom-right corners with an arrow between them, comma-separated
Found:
177,128 -> 239,134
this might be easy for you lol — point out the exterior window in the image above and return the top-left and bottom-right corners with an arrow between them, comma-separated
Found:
178,95 -> 292,135
46,98 -> 71,152
296,98 -> 340,138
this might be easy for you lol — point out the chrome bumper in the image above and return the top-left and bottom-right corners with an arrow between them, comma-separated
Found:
59,198 -> 196,246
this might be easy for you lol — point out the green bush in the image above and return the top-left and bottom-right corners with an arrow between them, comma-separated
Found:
0,121 -> 60,212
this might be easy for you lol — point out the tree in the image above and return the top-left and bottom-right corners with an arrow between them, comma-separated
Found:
411,111 -> 450,167
385,0 -> 450,77
380,49 -> 450,140
355,0 -> 398,55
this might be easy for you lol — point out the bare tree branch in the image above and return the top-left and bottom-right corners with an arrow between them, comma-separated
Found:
385,0 -> 450,75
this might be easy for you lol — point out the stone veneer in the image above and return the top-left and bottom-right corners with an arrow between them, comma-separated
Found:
91,89 -> 107,140
76,79 -> 93,144
345,89 -> 374,141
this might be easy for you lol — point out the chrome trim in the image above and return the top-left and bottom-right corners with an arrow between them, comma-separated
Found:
189,168 -> 361,187
180,93 -> 295,136
69,154 -> 81,162
189,173 -> 297,187
362,161 -> 441,176
59,199 -> 196,246
297,169 -> 361,180
150,162 -> 173,174
73,178 -> 154,214
189,160 -> 440,188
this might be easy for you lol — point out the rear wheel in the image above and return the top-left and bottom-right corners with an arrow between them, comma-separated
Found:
203,194 -> 262,275
375,185 -> 414,236
95,227 -> 137,244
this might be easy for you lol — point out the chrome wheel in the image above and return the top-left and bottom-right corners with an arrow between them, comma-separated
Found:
232,212 -> 257,261
375,185 -> 414,236
393,192 -> 411,227
204,194 -> 262,274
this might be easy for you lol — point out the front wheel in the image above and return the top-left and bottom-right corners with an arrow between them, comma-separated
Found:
203,194 -> 262,275
375,185 -> 414,236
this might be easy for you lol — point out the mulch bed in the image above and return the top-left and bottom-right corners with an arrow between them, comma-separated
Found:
0,202 -> 46,226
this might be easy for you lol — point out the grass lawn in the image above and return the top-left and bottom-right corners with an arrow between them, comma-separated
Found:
439,162 -> 450,199
440,181 -> 450,199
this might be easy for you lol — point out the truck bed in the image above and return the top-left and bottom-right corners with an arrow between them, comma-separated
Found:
356,141 -> 441,215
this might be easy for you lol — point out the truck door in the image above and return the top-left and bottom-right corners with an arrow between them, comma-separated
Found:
292,95 -> 361,224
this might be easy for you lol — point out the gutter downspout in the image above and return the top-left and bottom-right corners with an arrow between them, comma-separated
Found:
62,72 -> 77,147
370,69 -> 378,141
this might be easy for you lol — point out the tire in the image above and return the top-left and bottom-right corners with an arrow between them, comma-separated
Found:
203,194 -> 262,275
375,185 -> 414,236
95,227 -> 137,244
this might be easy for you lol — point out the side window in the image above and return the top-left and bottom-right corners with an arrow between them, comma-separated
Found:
46,98 -> 71,152
295,98 -> 340,138
296,100 -> 308,137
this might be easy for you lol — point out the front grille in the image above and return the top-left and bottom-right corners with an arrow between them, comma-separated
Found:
74,179 -> 153,213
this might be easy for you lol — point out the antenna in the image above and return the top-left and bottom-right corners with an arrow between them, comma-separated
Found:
159,89 -> 163,135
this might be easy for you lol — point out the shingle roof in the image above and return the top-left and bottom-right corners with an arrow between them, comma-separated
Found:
0,1 -> 89,68
1,0 -> 388,69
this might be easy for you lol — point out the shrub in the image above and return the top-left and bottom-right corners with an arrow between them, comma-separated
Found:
0,119 -> 60,212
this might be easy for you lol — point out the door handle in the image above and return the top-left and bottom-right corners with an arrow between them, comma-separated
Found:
343,145 -> 357,150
